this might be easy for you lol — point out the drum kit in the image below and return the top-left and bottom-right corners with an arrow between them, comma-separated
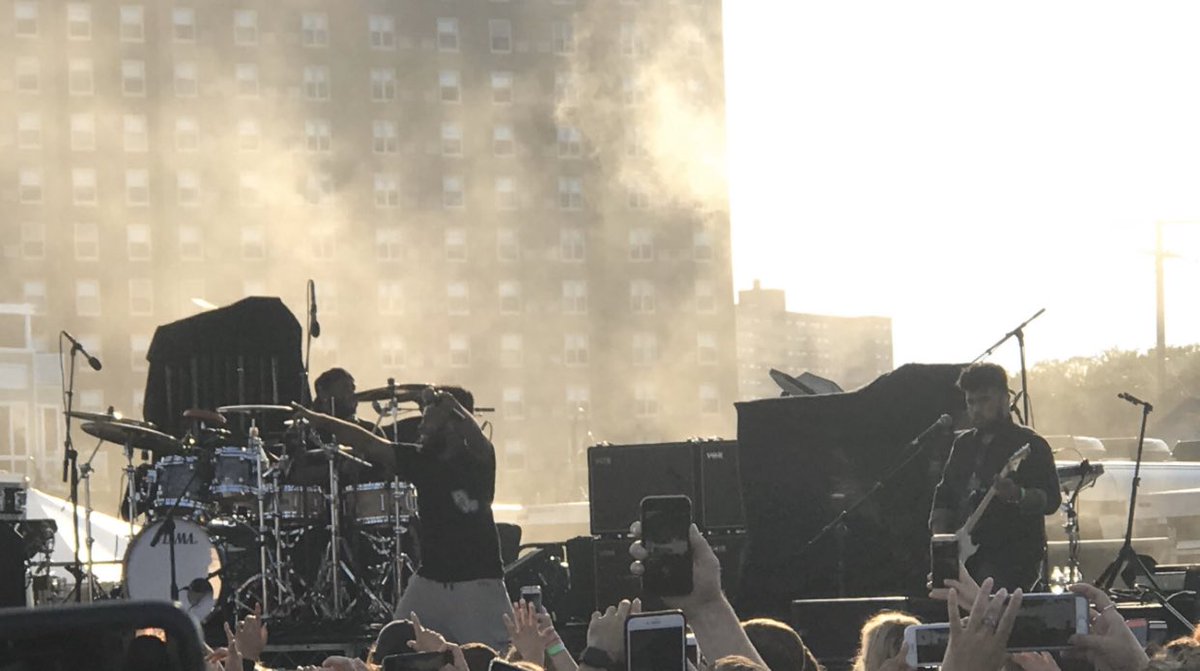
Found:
62,383 -> 430,628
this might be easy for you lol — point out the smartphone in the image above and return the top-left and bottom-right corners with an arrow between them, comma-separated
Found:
626,610 -> 687,671
521,584 -> 544,613
904,623 -> 950,668
640,495 -> 693,597
930,534 -> 958,588
1007,593 -> 1089,651
685,632 -> 699,666
383,650 -> 454,671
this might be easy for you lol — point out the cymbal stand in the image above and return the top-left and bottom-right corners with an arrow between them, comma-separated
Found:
122,439 -> 138,540
249,423 -> 270,617
327,443 -> 344,614
78,437 -> 107,602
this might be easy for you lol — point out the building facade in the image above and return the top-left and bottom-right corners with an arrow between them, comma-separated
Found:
0,0 -> 736,509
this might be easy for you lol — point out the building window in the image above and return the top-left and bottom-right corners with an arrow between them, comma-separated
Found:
75,223 -> 99,260
566,385 -> 590,414
306,173 -> 332,205
564,334 -> 588,366
68,59 -> 94,96
305,119 -> 331,152
629,228 -> 654,261
234,10 -> 258,46
15,2 -> 38,37
67,3 -> 92,40
498,281 -> 520,314
560,229 -> 585,262
126,224 -> 151,260
441,122 -> 463,156
447,282 -> 469,315
380,336 -> 406,369
502,386 -> 525,421
17,113 -> 41,149
369,15 -> 395,49
370,68 -> 396,102
378,281 -> 404,315
304,66 -> 330,100
19,222 -> 45,259
490,19 -> 512,53
497,228 -> 519,262
22,281 -> 47,314
500,335 -> 523,368
237,119 -> 260,151
632,332 -> 658,366
445,228 -> 467,261
552,20 -> 574,54
235,63 -> 259,97
495,177 -> 516,210
622,75 -> 644,106
700,384 -> 720,415
76,280 -> 101,317
634,383 -> 658,417
123,115 -> 147,153
558,177 -> 582,210
241,227 -> 265,259
562,280 -> 587,314
238,172 -> 260,206
619,22 -> 645,57
628,185 -> 650,209
175,62 -> 198,97
125,169 -> 149,206
376,228 -> 402,262
443,176 -> 464,209
493,125 -> 515,157
121,60 -> 146,97
72,168 -> 98,205
554,72 -> 575,105
175,117 -> 199,152
18,169 -> 42,203
503,439 -> 526,470
302,12 -> 329,47
439,70 -> 461,103
491,72 -> 513,104
374,173 -> 399,208
177,171 -> 201,207
695,280 -> 717,313
630,280 -> 655,313
694,228 -> 714,261
437,17 -> 459,51
697,333 -> 719,365
372,120 -> 398,153
120,6 -> 144,42
449,334 -> 470,367
179,226 -> 203,261
70,113 -> 96,151
16,58 -> 39,93
173,8 -> 195,42
557,126 -> 582,158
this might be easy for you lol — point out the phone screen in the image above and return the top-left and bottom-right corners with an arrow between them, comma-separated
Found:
912,624 -> 950,666
929,535 -> 957,588
628,624 -> 685,671
641,495 -> 693,596
1007,594 -> 1086,651
521,585 -> 543,613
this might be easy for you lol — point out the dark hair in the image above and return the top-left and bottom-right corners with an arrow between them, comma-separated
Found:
314,367 -> 353,395
462,642 -> 499,671
743,618 -> 822,671
956,362 -> 1008,394
126,635 -> 169,671
369,619 -> 417,663
713,655 -> 769,671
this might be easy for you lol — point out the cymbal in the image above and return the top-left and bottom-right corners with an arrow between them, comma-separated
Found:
81,421 -> 181,455
66,410 -> 154,428
216,404 -> 294,415
183,408 -> 227,427
354,383 -> 430,404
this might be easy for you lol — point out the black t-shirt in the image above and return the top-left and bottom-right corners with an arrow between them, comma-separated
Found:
389,418 -> 504,582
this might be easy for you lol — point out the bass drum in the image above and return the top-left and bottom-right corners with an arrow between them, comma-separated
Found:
124,518 -> 223,622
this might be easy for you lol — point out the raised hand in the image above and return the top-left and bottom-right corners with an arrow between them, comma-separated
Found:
628,523 -> 722,611
408,611 -> 450,654
1012,651 -> 1062,671
586,599 -> 641,662
234,603 -> 268,662
1066,583 -> 1149,671
504,600 -> 560,663
223,622 -> 243,671
941,577 -> 1023,671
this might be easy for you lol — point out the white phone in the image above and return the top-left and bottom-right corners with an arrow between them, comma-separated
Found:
625,610 -> 687,671
904,623 -> 950,668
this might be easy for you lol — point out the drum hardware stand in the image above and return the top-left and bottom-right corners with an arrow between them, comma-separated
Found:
247,423 -> 271,617
76,437 -> 108,602
1060,460 -> 1098,584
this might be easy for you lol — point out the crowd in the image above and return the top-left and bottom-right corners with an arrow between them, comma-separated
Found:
177,524 -> 1200,671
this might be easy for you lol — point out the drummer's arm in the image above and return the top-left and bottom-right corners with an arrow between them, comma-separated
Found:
290,404 -> 392,452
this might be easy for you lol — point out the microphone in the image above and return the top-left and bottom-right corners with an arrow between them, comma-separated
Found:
62,331 -> 102,371
185,578 -> 212,607
1118,392 -> 1153,411
308,279 -> 321,339
910,414 -> 954,444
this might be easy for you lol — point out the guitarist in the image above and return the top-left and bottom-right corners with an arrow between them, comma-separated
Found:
929,363 -> 1061,590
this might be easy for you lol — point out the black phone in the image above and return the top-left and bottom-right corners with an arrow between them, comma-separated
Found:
521,584 -> 543,613
640,495 -> 693,597
930,534 -> 958,588
1006,593 -> 1089,651
384,650 -> 454,671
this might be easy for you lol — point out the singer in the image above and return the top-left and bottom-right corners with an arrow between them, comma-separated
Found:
929,362 -> 1061,590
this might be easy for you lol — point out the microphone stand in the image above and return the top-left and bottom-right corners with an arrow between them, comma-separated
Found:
973,308 -> 1044,427
149,455 -> 205,607
59,334 -> 84,603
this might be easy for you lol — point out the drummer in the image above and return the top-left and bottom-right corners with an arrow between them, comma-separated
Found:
285,368 -> 398,484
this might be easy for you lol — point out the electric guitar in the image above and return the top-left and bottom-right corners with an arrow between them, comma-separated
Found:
957,443 -> 1031,564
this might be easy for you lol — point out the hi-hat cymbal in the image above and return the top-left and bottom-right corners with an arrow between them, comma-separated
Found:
354,383 -> 430,404
216,404 -> 294,415
81,421 -> 181,455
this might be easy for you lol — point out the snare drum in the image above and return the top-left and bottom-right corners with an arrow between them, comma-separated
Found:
343,481 -> 417,527
264,484 -> 327,526
152,455 -> 208,518
211,447 -> 261,502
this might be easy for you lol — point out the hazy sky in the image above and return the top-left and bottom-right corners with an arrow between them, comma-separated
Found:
723,1 -> 1200,372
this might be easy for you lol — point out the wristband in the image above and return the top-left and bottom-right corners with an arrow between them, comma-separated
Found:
546,642 -> 567,657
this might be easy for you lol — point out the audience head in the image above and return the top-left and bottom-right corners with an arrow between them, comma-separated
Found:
851,611 -> 920,671
492,661 -> 543,671
125,634 -> 169,671
369,618 -> 417,664
742,618 -> 822,671
713,654 -> 770,671
462,642 -> 499,671
1152,636 -> 1200,670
